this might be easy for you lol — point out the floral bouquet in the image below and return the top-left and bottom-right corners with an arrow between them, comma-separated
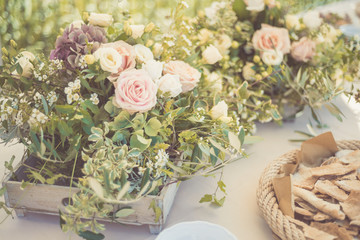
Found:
170,0 -> 359,126
0,8 -> 246,239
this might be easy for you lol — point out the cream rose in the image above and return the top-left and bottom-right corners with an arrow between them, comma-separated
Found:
242,62 -> 256,81
113,69 -> 157,114
130,25 -> 145,39
156,74 -> 182,98
285,15 -> 301,30
202,45 -> 222,64
88,13 -> 113,27
244,0 -> 265,12
252,24 -> 291,54
134,44 -> 154,63
303,11 -> 322,30
163,60 -> 201,93
142,59 -> 164,81
214,34 -> 232,55
93,47 -> 123,73
209,100 -> 232,123
12,51 -> 36,78
291,37 -> 316,62
261,50 -> 283,66
100,41 -> 136,81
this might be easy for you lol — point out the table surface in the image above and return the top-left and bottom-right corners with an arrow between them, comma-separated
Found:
2,2 -> 360,239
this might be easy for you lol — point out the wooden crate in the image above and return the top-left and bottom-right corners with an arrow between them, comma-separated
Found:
2,156 -> 179,234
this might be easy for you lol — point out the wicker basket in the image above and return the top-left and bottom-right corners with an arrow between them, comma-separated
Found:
256,140 -> 360,240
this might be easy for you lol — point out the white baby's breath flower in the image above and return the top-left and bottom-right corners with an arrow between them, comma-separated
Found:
202,45 -> 222,64
90,93 -> 100,105
67,94 -> 73,104
73,93 -> 80,102
154,149 -> 169,169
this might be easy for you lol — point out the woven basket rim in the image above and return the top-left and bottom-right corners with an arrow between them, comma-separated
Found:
256,140 -> 360,240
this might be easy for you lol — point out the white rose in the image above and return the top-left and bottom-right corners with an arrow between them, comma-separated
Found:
242,62 -> 256,81
134,44 -> 154,63
12,51 -> 36,78
88,13 -> 113,27
130,25 -> 145,39
303,11 -> 323,30
156,74 -> 182,98
206,72 -> 222,92
261,50 -> 283,66
245,0 -> 265,12
70,20 -> 84,29
209,100 -> 232,123
202,45 -> 222,64
285,15 -> 301,30
142,59 -> 163,81
152,43 -> 163,58
214,34 -> 232,55
93,47 -> 123,73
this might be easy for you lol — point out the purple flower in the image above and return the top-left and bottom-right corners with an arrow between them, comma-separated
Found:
50,24 -> 107,70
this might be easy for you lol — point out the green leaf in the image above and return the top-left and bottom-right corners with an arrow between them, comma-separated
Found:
115,208 -> 135,218
199,194 -> 213,203
212,196 -> 226,207
243,136 -> 263,145
59,210 -> 66,229
233,0 -> 250,21
110,111 -> 131,130
30,171 -> 46,184
238,81 -> 249,99
57,121 -> 73,137
41,95 -> 49,115
0,186 -> 6,196
144,117 -> 162,137
217,181 -> 226,194
270,108 -> 281,121
239,127 -> 245,146
78,231 -> 105,240
191,144 -> 202,163
228,131 -> 241,152
140,168 -> 150,189
130,134 -> 151,151
154,206 -> 162,223
55,105 -> 75,114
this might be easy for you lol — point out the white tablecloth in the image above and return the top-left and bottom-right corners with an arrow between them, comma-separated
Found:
1,94 -> 359,240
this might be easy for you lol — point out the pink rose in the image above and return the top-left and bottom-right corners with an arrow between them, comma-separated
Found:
163,60 -> 201,93
290,37 -> 316,62
113,69 -> 157,114
100,40 -> 136,81
252,24 -> 291,54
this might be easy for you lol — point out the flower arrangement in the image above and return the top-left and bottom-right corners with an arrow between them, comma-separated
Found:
168,0 -> 360,127
0,7 -> 247,239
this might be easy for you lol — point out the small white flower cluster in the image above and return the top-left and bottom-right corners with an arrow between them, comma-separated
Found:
78,56 -> 88,70
50,59 -> 63,71
181,35 -> 192,47
64,78 -> 82,104
47,91 -> 58,106
34,71 -> 48,83
15,111 -> 23,125
29,108 -> 48,125
162,34 -> 176,48
154,149 -> 169,169
90,93 -> 99,105
194,107 -> 206,122
180,1 -> 189,9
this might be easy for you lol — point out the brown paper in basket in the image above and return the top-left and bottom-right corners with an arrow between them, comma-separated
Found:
272,132 -> 338,217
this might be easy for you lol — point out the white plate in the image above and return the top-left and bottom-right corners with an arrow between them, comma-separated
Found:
155,221 -> 238,240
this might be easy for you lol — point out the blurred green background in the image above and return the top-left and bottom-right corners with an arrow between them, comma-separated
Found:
0,0 -> 341,54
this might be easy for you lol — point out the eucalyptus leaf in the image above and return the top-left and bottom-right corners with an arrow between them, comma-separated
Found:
115,208 -> 135,218
78,231 -> 105,240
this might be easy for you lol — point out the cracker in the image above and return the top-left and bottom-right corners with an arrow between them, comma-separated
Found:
338,149 -> 360,164
293,186 -> 345,220
310,162 -> 360,177
288,218 -> 336,240
314,180 -> 348,202
335,180 -> 360,192
310,222 -> 352,240
295,206 -> 314,217
313,212 -> 331,222
339,191 -> 360,222
320,157 -> 338,166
